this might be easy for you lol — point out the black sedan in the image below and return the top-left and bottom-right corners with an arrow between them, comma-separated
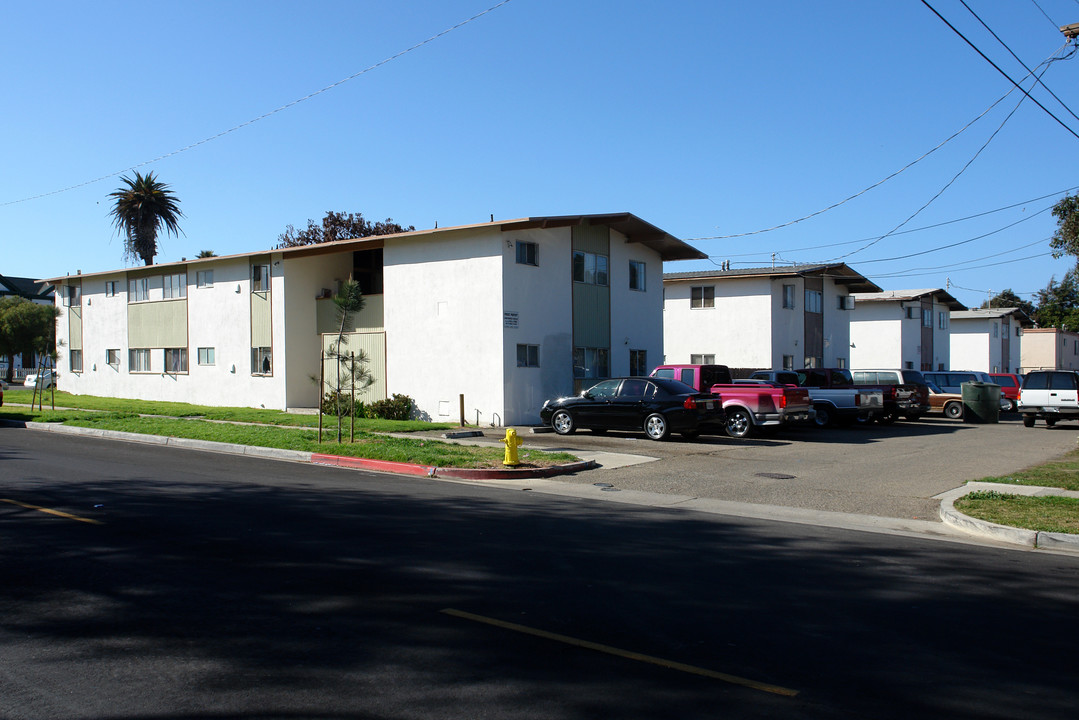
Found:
539,377 -> 724,441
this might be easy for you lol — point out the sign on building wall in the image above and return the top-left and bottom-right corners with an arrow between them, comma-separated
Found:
504,312 -> 519,329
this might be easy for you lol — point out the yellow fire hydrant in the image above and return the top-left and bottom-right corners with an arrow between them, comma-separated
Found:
502,427 -> 523,467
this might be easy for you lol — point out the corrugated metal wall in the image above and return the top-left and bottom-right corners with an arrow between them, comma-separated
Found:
321,331 -> 387,402
68,305 -> 83,351
571,224 -> 611,351
250,291 -> 272,347
128,300 -> 188,348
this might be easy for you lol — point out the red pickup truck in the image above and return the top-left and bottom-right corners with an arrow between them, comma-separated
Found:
650,364 -> 815,438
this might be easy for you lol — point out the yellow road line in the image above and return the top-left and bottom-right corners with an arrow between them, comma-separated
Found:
440,608 -> 799,697
1,498 -> 103,525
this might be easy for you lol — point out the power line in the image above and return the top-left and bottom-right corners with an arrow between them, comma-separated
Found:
961,0 -> 1079,125
1030,0 -> 1062,29
921,0 -> 1079,141
871,249 -> 1052,279
0,0 -> 516,208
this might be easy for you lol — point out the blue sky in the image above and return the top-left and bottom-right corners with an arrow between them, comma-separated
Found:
3,0 -> 1079,310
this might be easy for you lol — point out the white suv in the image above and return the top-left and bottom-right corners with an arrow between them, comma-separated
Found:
1018,370 -> 1079,427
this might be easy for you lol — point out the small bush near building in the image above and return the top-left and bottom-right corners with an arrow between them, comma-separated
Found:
367,394 -> 414,421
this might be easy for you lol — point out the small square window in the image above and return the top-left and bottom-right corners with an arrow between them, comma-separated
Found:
782,355 -> 795,371
164,348 -> 188,373
105,281 -> 118,297
69,349 -> 82,372
252,265 -> 271,292
129,277 -> 149,303
691,286 -> 715,309
198,347 -> 215,366
515,241 -> 538,266
252,347 -> 272,375
130,348 -> 151,372
516,344 -> 540,367
106,349 -> 120,367
197,270 -> 214,288
690,353 -> 715,365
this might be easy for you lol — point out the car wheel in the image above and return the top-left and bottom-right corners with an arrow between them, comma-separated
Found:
1022,415 -> 1036,428
725,408 -> 753,438
944,402 -> 963,420
1046,417 -> 1058,427
551,410 -> 575,435
813,405 -> 832,427
1008,400 -> 1018,412
643,413 -> 670,441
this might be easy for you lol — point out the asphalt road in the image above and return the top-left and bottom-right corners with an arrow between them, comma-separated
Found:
3,428 -> 1079,719
509,414 -> 1079,520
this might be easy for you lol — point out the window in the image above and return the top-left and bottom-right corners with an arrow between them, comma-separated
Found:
905,307 -> 917,319
69,349 -> 82,372
105,281 -> 118,297
198,347 -> 215,366
836,357 -> 847,369
163,273 -> 187,299
515,241 -> 538,266
196,270 -> 214,288
905,361 -> 914,370
805,290 -> 822,314
164,348 -> 188,373
128,277 -> 149,303
690,354 -> 715,365
516,344 -> 540,367
691,286 -> 715,308
629,261 -> 646,291
629,349 -> 648,375
572,251 -> 608,286
573,347 -> 609,379
252,347 -> 272,375
106,349 -> 120,367
62,285 -> 81,307
837,295 -> 854,310
252,264 -> 271,292
993,322 -> 999,338
938,312 -> 948,329
782,354 -> 795,371
782,284 -> 796,309
922,309 -> 933,328
130,349 -> 151,372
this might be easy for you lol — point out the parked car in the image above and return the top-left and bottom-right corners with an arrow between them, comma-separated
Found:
748,369 -> 884,426
921,371 -> 993,394
539,376 -> 724,441
926,381 -> 965,419
1018,370 -> 1079,428
849,369 -> 930,422
989,373 -> 1023,412
23,370 -> 56,388
650,364 -> 814,438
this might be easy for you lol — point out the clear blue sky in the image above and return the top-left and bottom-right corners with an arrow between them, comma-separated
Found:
3,0 -> 1079,310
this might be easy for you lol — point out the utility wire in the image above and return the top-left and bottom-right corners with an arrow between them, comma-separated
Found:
1030,0 -> 1060,29
870,251 -> 1051,279
961,0 -> 1079,125
0,0 -> 516,207
921,0 -> 1079,141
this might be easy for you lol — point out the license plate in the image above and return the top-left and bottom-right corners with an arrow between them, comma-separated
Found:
1046,407 -> 1059,412
703,401 -> 714,410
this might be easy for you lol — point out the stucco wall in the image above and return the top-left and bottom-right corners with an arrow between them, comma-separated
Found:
850,302 -> 903,368
949,319 -> 991,371
609,228 -> 665,376
664,277 -> 773,367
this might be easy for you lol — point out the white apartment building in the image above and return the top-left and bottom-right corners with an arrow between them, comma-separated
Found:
849,289 -> 966,371
949,308 -> 1029,373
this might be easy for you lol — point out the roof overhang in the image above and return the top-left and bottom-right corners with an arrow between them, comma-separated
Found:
663,263 -> 881,293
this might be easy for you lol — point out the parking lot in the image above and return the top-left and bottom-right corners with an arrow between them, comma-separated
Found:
512,414 -> 1079,520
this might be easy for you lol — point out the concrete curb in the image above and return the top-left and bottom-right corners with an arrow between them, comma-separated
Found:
937,482 -> 1079,551
0,419 -> 595,479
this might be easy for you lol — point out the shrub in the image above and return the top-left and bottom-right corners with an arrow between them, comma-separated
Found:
367,393 -> 414,421
321,391 -> 366,418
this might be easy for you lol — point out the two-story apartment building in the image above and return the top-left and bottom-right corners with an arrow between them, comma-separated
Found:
1020,327 -> 1079,372
662,263 -> 880,372
949,307 -> 1030,373
0,273 -> 56,380
849,289 -> 966,371
44,213 -> 704,426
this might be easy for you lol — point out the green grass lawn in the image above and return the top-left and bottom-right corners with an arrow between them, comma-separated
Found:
0,406 -> 577,469
954,490 -> 1079,535
976,448 -> 1079,492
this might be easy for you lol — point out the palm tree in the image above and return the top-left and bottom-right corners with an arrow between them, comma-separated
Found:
108,171 -> 184,266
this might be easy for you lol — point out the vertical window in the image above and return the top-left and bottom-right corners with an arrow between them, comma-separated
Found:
164,348 -> 188,373
783,284 -> 796,309
515,241 -> 538,266
63,285 -> 81,307
922,309 -> 933,328
129,349 -> 151,372
691,286 -> 715,308
163,273 -> 187,299
252,265 -> 271,292
69,349 -> 82,372
128,277 -> 149,302
782,355 -> 795,371
196,270 -> 214,288
938,312 -> 948,329
690,354 -> 715,365
105,281 -> 118,297
629,261 -> 646,291
198,347 -> 215,366
572,251 -> 609,286
252,347 -> 272,375
516,344 -> 540,367
805,290 -> 822,313
993,322 -> 999,338
106,349 -> 120,367
573,347 -> 609,379
629,349 -> 648,375
836,357 -> 847,369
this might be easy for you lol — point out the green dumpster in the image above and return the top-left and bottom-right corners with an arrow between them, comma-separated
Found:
961,382 -> 1000,423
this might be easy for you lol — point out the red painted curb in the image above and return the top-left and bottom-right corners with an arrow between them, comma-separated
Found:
310,453 -> 597,479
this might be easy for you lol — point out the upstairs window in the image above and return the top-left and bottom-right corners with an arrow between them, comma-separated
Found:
252,264 -> 271,292
629,261 -> 646,291
196,270 -> 214,288
805,290 -> 822,314
782,284 -> 796,309
163,273 -> 187,299
922,309 -> 933,328
62,285 -> 81,307
572,251 -> 609,286
105,281 -> 118,297
515,241 -> 538,266
691,286 -> 715,308
516,344 -> 540,367
690,353 -> 715,365
128,277 -> 149,303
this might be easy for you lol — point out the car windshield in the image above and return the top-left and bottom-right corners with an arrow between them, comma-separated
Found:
649,377 -> 696,396
927,380 -> 943,393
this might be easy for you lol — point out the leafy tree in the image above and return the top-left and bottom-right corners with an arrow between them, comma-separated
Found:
195,250 -> 217,258
323,278 -> 375,442
0,297 -> 60,384
1033,268 -> 1079,330
108,171 -> 184,266
1050,194 -> 1079,260
276,211 -> 413,249
979,288 -> 1035,317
